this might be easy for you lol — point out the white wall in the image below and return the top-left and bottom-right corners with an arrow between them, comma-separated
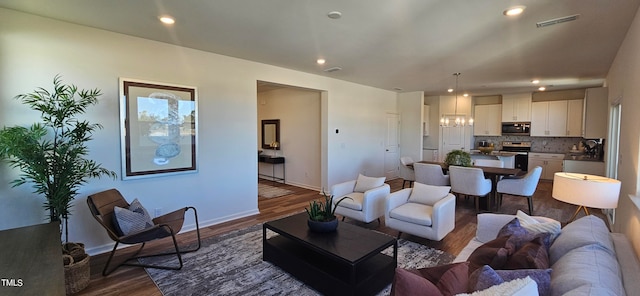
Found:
0,9 -> 396,254
606,5 -> 640,258
258,87 -> 321,190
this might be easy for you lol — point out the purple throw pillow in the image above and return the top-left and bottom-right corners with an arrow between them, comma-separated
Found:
469,265 -> 552,296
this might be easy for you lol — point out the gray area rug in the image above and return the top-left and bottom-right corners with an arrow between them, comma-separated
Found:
258,183 -> 294,198
143,224 -> 454,296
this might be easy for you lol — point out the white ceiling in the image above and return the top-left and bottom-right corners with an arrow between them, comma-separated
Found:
2,0 -> 639,96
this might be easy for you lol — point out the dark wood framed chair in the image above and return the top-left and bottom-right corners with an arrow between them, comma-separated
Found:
87,188 -> 201,276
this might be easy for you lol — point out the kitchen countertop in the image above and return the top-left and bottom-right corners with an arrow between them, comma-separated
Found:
564,154 -> 604,162
469,150 -> 518,157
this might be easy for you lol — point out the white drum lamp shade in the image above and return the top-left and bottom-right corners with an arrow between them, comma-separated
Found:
552,172 -> 621,222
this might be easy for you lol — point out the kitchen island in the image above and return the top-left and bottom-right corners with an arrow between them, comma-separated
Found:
563,153 -> 605,176
469,150 -> 516,168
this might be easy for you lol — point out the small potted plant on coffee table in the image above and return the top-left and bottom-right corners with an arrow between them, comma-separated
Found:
305,190 -> 351,232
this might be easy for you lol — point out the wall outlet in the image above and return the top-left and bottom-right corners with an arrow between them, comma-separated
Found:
154,208 -> 162,217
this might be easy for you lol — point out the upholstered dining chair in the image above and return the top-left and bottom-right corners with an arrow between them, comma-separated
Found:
414,162 -> 450,186
87,188 -> 201,276
331,174 -> 390,224
385,182 -> 455,241
449,166 -> 492,212
399,156 -> 415,188
496,166 -> 543,215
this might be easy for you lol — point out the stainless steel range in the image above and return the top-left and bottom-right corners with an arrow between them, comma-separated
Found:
500,141 -> 531,171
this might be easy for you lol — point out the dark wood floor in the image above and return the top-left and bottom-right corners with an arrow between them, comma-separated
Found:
77,178 -> 605,295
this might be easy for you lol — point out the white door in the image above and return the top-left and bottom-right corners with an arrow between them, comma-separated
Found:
384,113 -> 400,180
441,126 -> 466,160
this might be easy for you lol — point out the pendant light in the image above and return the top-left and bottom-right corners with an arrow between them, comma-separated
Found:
440,72 -> 473,127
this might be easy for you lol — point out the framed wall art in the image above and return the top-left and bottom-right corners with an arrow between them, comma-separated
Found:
119,78 -> 198,180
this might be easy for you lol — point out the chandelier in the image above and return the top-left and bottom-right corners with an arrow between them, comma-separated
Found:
440,72 -> 473,127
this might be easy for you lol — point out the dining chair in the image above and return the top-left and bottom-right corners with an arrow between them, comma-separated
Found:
399,156 -> 415,188
414,162 -> 450,186
449,165 -> 492,212
473,159 -> 504,168
496,166 -> 543,214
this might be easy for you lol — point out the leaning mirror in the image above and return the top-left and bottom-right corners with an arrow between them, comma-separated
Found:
261,119 -> 280,150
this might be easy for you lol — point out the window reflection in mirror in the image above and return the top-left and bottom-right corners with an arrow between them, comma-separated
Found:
261,119 -> 280,150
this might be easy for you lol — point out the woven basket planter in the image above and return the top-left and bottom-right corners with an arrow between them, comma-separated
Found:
63,243 -> 90,294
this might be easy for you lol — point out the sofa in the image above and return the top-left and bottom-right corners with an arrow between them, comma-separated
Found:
391,212 -> 640,295
453,213 -> 640,295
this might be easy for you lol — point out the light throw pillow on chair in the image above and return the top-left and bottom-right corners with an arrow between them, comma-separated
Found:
408,182 -> 451,205
353,174 -> 386,193
113,198 -> 154,236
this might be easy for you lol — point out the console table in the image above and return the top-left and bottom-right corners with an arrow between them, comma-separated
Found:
0,222 -> 65,295
258,155 -> 285,183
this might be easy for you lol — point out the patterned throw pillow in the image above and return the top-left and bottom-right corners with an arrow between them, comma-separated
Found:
113,198 -> 154,236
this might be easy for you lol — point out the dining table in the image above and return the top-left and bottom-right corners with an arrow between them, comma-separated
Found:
413,161 -> 522,211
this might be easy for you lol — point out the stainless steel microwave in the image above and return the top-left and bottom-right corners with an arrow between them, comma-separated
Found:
501,122 -> 530,135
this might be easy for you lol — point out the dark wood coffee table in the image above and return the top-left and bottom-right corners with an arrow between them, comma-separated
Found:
263,213 -> 397,296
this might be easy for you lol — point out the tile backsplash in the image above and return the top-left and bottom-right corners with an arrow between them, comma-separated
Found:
474,136 -> 585,153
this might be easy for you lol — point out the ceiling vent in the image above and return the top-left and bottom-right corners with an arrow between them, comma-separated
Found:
324,67 -> 342,73
536,14 -> 580,28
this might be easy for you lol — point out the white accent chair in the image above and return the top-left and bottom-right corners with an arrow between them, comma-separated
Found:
449,166 -> 492,212
399,156 -> 415,188
473,158 -> 503,168
496,166 -> 543,215
331,174 -> 390,224
414,163 -> 450,186
385,182 -> 455,240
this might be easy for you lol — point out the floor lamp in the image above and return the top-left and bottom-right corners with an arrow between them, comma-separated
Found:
552,172 -> 621,223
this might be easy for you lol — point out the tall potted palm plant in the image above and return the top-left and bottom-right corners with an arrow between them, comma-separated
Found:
0,75 -> 117,293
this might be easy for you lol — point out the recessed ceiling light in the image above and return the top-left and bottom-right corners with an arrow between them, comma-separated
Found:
503,6 -> 526,16
447,88 -> 454,93
463,93 -> 469,97
327,11 -> 342,19
159,16 -> 175,24
531,79 -> 540,84
538,86 -> 546,91
317,59 -> 326,65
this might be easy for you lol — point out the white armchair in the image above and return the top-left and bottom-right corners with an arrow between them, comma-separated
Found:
385,182 -> 456,241
331,174 -> 390,223
496,166 -> 542,214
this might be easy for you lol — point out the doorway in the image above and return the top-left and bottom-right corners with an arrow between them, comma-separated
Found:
384,113 -> 400,180
257,81 -> 322,191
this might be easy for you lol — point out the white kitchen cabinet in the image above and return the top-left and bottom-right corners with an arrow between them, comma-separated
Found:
531,100 -> 582,137
563,160 -> 605,176
566,99 -> 584,137
502,93 -> 531,122
473,104 -> 502,136
583,87 -> 608,139
528,153 -> 564,180
423,105 -> 430,136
